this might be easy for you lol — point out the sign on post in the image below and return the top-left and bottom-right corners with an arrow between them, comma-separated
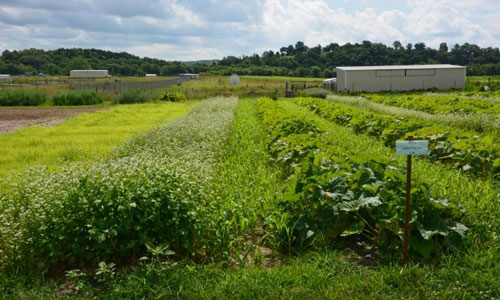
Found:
396,140 -> 429,156
396,137 -> 429,265
229,74 -> 240,86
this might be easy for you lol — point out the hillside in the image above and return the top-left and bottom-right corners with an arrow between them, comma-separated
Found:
1,41 -> 499,77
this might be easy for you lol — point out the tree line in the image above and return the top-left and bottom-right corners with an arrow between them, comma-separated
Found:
1,41 -> 499,78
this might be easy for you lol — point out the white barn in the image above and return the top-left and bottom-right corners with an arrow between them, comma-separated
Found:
322,78 -> 336,90
0,74 -> 12,82
335,64 -> 466,92
70,70 -> 109,78
179,73 -> 199,79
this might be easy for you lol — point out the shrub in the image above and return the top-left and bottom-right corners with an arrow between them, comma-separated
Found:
160,91 -> 187,102
0,158 -> 206,274
0,90 -> 46,106
53,91 -> 103,105
300,88 -> 329,99
114,89 -> 151,104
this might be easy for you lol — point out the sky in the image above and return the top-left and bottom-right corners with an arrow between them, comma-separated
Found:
0,0 -> 499,61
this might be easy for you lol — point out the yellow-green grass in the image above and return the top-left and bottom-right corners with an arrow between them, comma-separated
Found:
2,76 -> 178,98
467,75 -> 500,82
164,75 -> 323,99
241,75 -> 324,82
0,101 -> 196,178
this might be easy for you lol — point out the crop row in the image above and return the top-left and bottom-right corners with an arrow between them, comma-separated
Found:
296,97 -> 500,180
0,98 -> 238,275
256,97 -> 467,260
362,93 -> 500,116
328,95 -> 500,136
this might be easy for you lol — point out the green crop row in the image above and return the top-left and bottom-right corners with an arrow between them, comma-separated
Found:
363,93 -> 500,116
328,95 -> 500,136
52,90 -> 104,105
256,97 -> 467,261
0,98 -> 238,275
0,90 -> 46,106
296,97 -> 500,179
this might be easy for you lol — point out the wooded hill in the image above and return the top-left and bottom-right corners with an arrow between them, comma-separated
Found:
1,41 -> 499,77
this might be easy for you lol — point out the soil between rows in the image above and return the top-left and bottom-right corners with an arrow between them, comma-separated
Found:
0,107 -> 109,133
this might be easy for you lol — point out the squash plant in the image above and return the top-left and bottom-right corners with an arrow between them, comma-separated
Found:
297,97 -> 500,179
257,97 -> 468,260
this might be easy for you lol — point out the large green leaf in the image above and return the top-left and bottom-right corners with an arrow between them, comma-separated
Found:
340,222 -> 365,237
410,234 -> 434,258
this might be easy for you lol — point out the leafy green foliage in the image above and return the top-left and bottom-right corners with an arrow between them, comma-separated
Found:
65,56 -> 92,72
0,98 -> 238,275
0,157 -> 207,275
363,93 -> 500,116
0,90 -> 46,106
52,91 -> 103,105
296,97 -> 500,179
114,89 -> 151,104
160,91 -> 187,102
301,88 -> 329,98
257,97 -> 467,260
464,77 -> 500,92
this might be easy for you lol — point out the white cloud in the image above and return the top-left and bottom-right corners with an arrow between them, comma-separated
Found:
125,42 -> 224,61
260,0 -> 405,45
0,0 -> 498,60
258,0 -> 498,49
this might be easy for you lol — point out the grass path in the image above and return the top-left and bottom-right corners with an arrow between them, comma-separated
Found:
0,101 -> 195,178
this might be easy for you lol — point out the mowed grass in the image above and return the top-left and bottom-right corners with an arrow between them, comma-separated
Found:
0,101 -> 195,178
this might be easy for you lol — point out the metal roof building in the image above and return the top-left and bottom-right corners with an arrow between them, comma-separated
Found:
179,73 -> 199,79
322,78 -> 336,90
70,70 -> 109,78
335,64 -> 466,92
0,74 -> 12,82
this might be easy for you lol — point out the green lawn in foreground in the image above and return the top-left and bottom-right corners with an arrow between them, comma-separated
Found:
0,101 -> 195,178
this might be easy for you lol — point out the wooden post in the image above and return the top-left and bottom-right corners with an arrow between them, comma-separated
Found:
403,135 -> 413,265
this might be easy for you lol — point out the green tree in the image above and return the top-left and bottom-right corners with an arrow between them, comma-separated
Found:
66,56 -> 92,72
439,42 -> 448,52
393,41 -> 402,50
311,66 -> 322,77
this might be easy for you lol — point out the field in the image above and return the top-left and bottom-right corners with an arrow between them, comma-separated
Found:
1,75 -> 322,106
0,101 -> 194,178
139,75 -> 322,99
0,76 -> 498,299
0,106 -> 109,133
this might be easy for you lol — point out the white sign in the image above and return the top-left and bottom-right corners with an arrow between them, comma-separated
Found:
229,74 -> 240,85
396,140 -> 429,156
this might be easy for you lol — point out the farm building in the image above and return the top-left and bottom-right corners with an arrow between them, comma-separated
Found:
70,70 -> 109,78
335,64 -> 466,92
145,74 -> 157,77
0,74 -> 12,83
322,78 -> 337,90
179,73 -> 199,79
